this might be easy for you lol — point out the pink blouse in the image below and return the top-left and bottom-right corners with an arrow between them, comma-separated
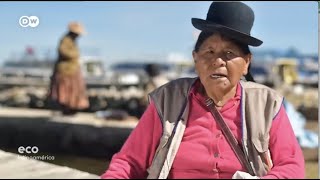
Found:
101,82 -> 305,179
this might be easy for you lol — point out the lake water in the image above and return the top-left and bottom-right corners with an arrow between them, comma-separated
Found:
42,153 -> 110,176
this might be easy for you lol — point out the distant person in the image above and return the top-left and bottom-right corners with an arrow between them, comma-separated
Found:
101,2 -> 304,179
140,63 -> 169,109
144,63 -> 169,91
47,22 -> 89,115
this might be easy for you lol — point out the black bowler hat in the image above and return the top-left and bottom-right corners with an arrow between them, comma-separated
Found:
192,2 -> 263,46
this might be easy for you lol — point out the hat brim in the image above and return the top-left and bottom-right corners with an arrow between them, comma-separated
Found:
70,29 -> 87,36
192,18 -> 263,47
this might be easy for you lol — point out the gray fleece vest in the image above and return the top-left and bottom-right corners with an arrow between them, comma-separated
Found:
146,77 -> 283,179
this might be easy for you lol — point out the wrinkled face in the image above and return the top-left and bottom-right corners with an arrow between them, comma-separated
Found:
193,33 -> 252,94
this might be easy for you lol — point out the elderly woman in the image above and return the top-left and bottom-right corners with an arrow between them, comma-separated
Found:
101,2 -> 304,179
48,22 -> 89,115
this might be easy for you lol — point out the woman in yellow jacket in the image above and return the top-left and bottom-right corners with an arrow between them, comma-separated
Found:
48,22 -> 89,115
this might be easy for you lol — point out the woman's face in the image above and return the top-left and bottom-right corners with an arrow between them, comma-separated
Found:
193,33 -> 251,95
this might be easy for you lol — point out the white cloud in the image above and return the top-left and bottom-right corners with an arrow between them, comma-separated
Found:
167,52 -> 190,63
192,30 -> 201,41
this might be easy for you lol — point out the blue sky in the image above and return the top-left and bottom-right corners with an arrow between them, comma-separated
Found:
0,1 -> 318,66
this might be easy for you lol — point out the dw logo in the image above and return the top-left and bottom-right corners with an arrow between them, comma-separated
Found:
19,16 -> 40,28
